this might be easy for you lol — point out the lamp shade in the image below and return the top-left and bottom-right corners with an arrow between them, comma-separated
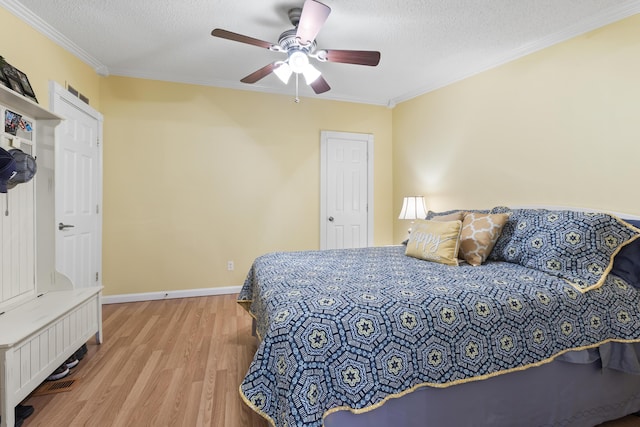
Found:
274,62 -> 292,84
302,63 -> 321,84
398,196 -> 427,220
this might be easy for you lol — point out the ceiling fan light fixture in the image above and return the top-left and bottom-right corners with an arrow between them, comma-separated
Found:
211,0 -> 379,96
274,62 -> 293,84
288,50 -> 309,73
302,63 -> 321,84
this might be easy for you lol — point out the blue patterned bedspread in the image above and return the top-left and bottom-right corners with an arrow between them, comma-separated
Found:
238,246 -> 640,427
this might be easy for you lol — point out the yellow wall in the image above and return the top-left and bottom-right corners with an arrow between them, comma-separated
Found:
5,4 -> 639,295
1,6 -> 392,296
0,8 -> 101,107
393,14 -> 640,244
100,77 -> 393,295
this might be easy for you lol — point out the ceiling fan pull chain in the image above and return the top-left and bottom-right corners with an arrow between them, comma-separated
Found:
295,73 -> 300,103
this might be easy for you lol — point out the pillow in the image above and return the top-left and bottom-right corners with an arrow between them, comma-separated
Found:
487,209 -> 639,292
402,211 -> 465,245
426,209 -> 488,220
489,208 -> 530,261
625,219 -> 640,228
431,211 -> 465,222
459,212 -> 510,266
490,206 -> 512,214
610,219 -> 640,288
405,219 -> 462,266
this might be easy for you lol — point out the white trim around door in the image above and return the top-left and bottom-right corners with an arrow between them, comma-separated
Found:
320,131 -> 374,250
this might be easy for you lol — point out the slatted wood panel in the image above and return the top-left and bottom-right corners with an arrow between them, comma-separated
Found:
0,174 -> 35,307
21,294 -> 637,427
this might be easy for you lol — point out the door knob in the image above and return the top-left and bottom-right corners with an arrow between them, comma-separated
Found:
58,222 -> 75,230
328,216 -> 334,222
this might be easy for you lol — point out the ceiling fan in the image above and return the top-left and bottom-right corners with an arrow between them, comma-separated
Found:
211,0 -> 381,95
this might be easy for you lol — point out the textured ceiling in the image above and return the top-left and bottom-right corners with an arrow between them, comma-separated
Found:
4,0 -> 640,105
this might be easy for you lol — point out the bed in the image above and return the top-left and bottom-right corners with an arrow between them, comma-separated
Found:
238,207 -> 640,427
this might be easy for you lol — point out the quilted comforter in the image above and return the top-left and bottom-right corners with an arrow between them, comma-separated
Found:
238,245 -> 640,427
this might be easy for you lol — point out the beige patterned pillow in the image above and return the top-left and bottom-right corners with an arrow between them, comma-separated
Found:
405,219 -> 462,266
459,212 -> 510,266
431,211 -> 465,222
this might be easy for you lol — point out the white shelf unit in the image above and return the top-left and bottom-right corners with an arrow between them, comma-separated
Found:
0,84 -> 103,427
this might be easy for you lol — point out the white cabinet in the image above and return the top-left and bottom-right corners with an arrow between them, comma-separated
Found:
1,91 -> 38,308
0,84 -> 102,427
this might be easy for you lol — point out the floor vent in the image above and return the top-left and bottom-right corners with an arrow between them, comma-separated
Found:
31,378 -> 80,396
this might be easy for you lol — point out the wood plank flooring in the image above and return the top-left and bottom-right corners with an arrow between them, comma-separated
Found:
20,294 -> 639,427
23,294 -> 267,427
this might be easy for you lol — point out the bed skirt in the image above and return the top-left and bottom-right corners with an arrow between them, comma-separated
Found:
324,344 -> 640,427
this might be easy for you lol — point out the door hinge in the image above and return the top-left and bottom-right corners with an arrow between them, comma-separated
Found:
97,137 -> 100,146
96,204 -> 99,214
96,272 -> 99,282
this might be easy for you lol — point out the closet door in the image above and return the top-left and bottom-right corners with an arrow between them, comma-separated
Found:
51,83 -> 103,289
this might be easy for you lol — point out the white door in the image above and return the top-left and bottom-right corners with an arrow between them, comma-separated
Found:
320,131 -> 373,249
50,82 -> 103,288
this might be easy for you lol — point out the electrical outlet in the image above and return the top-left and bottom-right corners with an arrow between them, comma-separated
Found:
227,261 -> 234,271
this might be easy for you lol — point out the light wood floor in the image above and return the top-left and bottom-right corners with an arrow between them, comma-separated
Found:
21,294 -> 639,427
23,294 -> 267,427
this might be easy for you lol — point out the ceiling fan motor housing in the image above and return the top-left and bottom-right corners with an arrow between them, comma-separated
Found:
278,28 -> 317,53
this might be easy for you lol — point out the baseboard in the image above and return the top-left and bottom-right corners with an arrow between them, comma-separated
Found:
101,286 -> 242,305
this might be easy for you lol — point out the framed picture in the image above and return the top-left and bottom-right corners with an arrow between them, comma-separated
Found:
13,67 -> 36,98
0,56 -> 8,83
1,62 -> 16,81
5,109 -> 22,135
0,65 -> 13,89
7,77 -> 24,96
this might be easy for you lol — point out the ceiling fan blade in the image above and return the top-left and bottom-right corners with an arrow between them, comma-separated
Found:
296,0 -> 331,45
310,75 -> 331,94
211,28 -> 274,50
322,50 -> 381,66
240,63 -> 278,84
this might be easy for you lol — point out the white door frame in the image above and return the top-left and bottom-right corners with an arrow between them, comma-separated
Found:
49,81 -> 104,287
320,131 -> 374,249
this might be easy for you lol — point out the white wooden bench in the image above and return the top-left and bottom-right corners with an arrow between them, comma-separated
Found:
0,286 -> 102,427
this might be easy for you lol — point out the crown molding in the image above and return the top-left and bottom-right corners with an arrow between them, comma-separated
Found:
4,0 -> 637,107
389,2 -> 640,106
0,0 -> 109,75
